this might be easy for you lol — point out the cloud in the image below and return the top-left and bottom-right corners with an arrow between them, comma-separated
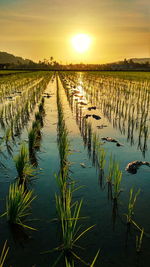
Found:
0,0 -> 149,62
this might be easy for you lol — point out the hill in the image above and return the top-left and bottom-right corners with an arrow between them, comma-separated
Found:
129,58 -> 150,64
0,51 -> 34,65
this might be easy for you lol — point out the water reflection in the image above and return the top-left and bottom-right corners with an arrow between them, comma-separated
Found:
59,73 -> 105,187
61,72 -> 150,157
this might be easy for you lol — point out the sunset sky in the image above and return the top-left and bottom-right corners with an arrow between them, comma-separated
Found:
0,0 -> 149,64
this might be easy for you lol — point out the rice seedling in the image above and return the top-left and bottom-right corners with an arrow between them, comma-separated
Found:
0,107 -> 5,130
112,163 -> 122,200
32,120 -> 41,133
136,228 -> 144,254
38,97 -> 45,114
54,77 -> 100,266
66,71 -> 150,155
107,155 -> 115,184
28,128 -> 37,154
4,127 -> 13,156
31,121 -> 42,150
0,241 -> 9,267
0,136 -> 6,167
0,72 -> 52,146
55,191 -> 96,265
0,130 -> 14,168
2,182 -> 36,230
126,188 -> 140,225
94,144 -> 105,189
98,148 -> 106,171
14,143 -> 35,184
54,172 -> 98,265
92,132 -> 99,167
87,123 -> 92,158
58,131 -> 70,177
90,250 -> 100,267
28,128 -> 38,166
65,257 -> 74,267
56,80 -> 70,178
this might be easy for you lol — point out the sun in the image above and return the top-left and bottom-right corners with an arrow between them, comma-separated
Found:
71,33 -> 92,53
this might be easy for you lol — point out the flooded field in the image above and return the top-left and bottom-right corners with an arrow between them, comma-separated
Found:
0,70 -> 150,267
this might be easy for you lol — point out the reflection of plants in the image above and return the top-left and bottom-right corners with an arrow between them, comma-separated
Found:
92,133 -> 98,166
136,228 -> 144,254
35,112 -> 43,127
0,241 -> 9,267
61,71 -> 150,156
58,72 -> 150,265
32,121 -> 41,141
28,128 -> 37,153
98,148 -> 106,171
53,77 -> 100,266
2,183 -> 36,230
38,97 -> 45,114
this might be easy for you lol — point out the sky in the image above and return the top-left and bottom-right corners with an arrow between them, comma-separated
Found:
0,0 -> 150,63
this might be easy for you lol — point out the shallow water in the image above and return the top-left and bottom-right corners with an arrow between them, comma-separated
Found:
0,71 -> 150,266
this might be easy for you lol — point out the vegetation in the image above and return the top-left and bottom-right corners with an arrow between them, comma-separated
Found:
126,188 -> 140,225
112,163 -> 122,200
54,77 -> 100,266
0,241 -> 9,267
0,70 -> 149,266
14,144 -> 35,185
3,183 -> 36,229
28,97 -> 45,165
1,51 -> 150,72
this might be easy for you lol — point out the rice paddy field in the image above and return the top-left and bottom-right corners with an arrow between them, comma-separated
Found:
0,70 -> 150,267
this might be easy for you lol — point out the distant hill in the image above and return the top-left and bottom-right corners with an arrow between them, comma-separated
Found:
0,51 -> 150,71
0,51 -> 34,65
129,58 -> 150,64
